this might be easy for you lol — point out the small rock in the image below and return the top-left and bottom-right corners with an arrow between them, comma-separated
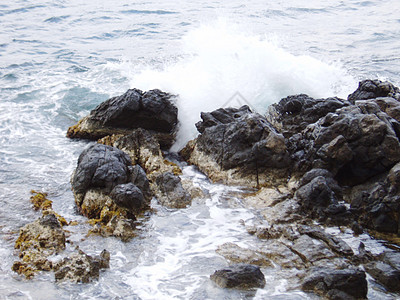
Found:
155,172 -> 191,208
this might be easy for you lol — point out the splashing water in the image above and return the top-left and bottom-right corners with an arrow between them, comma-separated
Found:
124,21 -> 357,150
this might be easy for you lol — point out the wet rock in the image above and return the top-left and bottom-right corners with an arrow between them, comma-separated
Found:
364,261 -> 400,292
291,102 -> 400,185
67,89 -> 178,148
295,172 -> 350,224
298,226 -> 354,257
71,144 -> 132,201
155,172 -> 191,208
13,214 -> 66,278
302,267 -> 368,299
210,264 -> 266,289
181,105 -> 290,188
216,243 -> 273,267
349,162 -> 400,233
110,183 -> 146,212
348,79 -> 400,103
266,94 -> 348,137
54,249 -> 110,283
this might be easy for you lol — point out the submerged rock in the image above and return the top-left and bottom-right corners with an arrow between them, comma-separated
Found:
67,89 -> 178,148
210,264 -> 266,289
155,172 -> 191,208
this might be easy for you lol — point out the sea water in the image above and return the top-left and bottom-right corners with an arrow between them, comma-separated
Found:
1,0 -> 400,299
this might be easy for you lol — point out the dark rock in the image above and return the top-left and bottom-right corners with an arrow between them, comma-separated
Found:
364,261 -> 400,292
130,164 -> 152,201
110,183 -> 146,212
348,79 -> 400,103
266,94 -> 349,137
67,89 -> 178,148
155,172 -> 191,208
292,102 -> 400,185
182,106 -> 290,187
39,213 -> 62,229
350,162 -> 400,233
302,267 -> 368,299
210,264 -> 266,289
71,144 -> 132,196
295,174 -> 350,224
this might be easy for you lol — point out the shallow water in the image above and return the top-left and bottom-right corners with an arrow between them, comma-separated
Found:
1,0 -> 400,299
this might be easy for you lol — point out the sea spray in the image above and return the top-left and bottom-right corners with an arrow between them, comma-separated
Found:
125,22 -> 357,150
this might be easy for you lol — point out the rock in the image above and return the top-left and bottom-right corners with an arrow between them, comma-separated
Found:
181,105 -> 290,188
301,267 -> 368,299
298,226 -> 354,257
266,94 -> 348,137
364,261 -> 400,292
71,144 -> 132,200
216,243 -> 273,267
54,249 -> 110,283
349,162 -> 400,233
131,164 -> 152,201
13,214 -> 66,278
295,173 -> 350,224
348,79 -> 400,103
210,264 -> 266,289
291,102 -> 400,185
67,89 -> 178,148
110,183 -> 146,212
155,172 -> 191,208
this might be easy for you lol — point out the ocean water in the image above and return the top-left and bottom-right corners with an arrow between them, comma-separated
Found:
1,0 -> 400,299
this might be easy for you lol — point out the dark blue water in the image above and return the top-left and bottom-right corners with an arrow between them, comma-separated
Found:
1,1 -> 400,298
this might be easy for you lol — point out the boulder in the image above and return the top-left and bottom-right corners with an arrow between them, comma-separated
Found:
71,143 -> 153,239
301,267 -> 368,299
67,89 -> 178,148
210,264 -> 266,289
348,79 -> 400,103
181,106 -> 290,188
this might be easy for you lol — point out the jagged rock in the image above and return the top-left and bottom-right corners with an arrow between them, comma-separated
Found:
364,261 -> 400,292
349,162 -> 400,233
295,171 -> 350,224
100,128 -> 182,180
67,89 -> 178,148
54,249 -> 110,283
348,79 -> 400,103
155,172 -> 191,208
302,267 -> 368,299
12,214 -> 66,278
181,106 -> 290,188
291,102 -> 400,185
210,264 -> 266,289
266,94 -> 348,137
216,243 -> 273,267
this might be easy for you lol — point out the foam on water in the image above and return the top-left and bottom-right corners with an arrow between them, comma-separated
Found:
122,21 -> 357,150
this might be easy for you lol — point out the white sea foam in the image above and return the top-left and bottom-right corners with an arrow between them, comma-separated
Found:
125,21 -> 357,150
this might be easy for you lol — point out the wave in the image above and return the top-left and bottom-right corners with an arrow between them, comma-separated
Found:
125,21 -> 357,150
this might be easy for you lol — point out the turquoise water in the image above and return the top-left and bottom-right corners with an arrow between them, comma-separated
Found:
1,1 -> 400,299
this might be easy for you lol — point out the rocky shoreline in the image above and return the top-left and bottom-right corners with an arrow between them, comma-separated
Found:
12,79 -> 400,298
